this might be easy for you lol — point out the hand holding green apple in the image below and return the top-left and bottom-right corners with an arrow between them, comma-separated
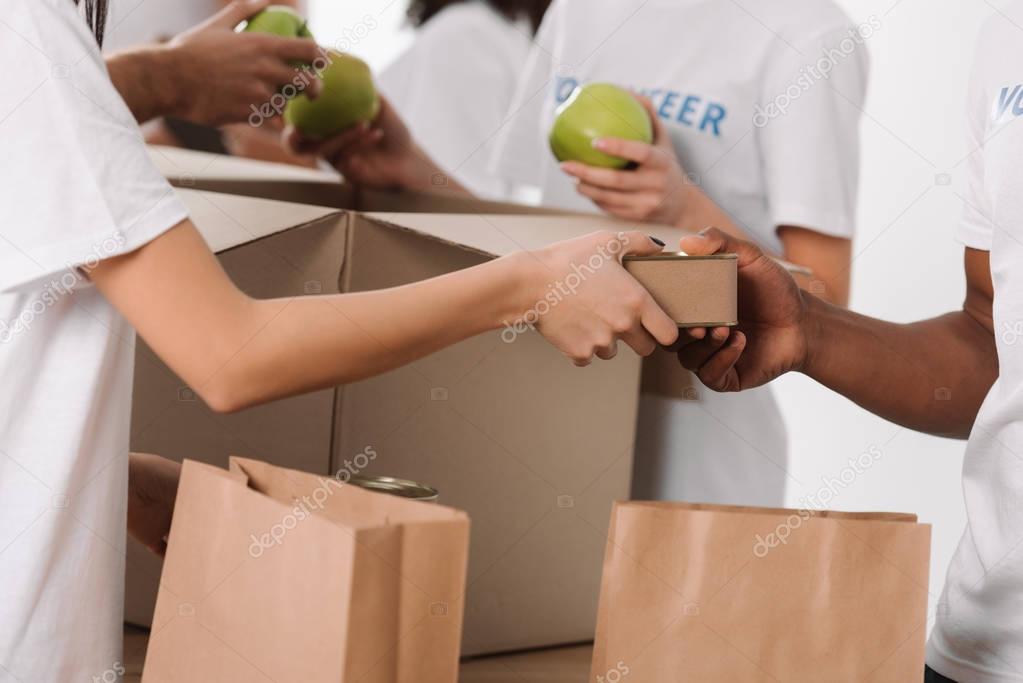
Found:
159,0 -> 323,126
284,51 -> 381,139
557,89 -> 697,226
284,93 -> 456,193
549,83 -> 654,168
239,7 -> 381,139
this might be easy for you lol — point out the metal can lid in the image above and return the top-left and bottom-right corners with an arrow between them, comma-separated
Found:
348,475 -> 439,502
622,252 -> 738,261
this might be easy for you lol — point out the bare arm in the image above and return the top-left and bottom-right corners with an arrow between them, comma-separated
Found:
666,189 -> 853,305
675,229 -> 997,439
106,46 -> 180,125
778,226 -> 851,306
89,221 -> 677,413
285,96 -> 473,197
801,248 -> 995,437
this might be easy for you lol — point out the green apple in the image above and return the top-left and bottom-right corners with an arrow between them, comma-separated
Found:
284,51 -> 380,139
240,5 -> 313,39
549,83 -> 653,169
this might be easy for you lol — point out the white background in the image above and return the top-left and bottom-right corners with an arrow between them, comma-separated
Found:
304,0 -> 1004,625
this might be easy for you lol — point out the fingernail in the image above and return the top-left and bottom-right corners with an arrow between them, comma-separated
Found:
592,139 -> 607,150
649,236 -> 665,247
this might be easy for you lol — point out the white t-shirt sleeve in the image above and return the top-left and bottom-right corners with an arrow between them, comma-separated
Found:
379,4 -> 530,199
756,25 -> 870,240
0,0 -> 188,294
956,44 -> 994,251
489,0 -> 563,188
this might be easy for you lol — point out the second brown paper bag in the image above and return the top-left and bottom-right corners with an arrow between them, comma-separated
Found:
591,502 -> 931,682
143,457 -> 469,682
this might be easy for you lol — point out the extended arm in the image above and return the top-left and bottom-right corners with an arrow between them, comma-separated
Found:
675,229 -> 997,439
801,248 -> 995,437
89,221 -> 677,413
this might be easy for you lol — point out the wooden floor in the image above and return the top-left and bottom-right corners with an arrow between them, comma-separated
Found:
123,626 -> 592,682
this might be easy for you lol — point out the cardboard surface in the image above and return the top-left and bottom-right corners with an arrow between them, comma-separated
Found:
147,144 -> 341,183
127,188 -> 670,655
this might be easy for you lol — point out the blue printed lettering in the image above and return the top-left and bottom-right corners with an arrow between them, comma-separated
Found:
554,75 -> 727,137
658,91 -> 680,119
997,85 -> 1021,118
677,95 -> 701,127
555,77 -> 580,104
700,104 -> 727,137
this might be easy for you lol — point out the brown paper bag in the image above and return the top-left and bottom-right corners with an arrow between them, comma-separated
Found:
142,457 -> 470,683
591,502 -> 931,682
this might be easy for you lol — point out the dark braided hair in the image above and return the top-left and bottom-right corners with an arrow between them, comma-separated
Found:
74,0 -> 108,46
407,0 -> 551,33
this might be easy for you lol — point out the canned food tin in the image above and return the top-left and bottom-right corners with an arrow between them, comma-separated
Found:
623,252 -> 738,328
349,475 -> 439,502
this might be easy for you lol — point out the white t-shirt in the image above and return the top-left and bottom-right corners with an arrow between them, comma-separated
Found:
492,0 -> 868,254
0,1 -> 187,678
380,1 -> 534,199
492,0 -> 867,507
928,9 -> 1023,680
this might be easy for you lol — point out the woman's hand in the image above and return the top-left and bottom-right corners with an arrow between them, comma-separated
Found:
127,453 -> 182,556
284,95 -> 465,193
560,97 -> 693,225
511,231 -> 680,366
673,228 -> 810,391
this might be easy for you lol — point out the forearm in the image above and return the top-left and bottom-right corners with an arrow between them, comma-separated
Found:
93,222 -> 531,412
677,186 -> 751,244
396,144 -> 473,198
106,47 -> 181,124
679,191 -> 851,305
802,297 -> 998,437
195,254 -> 532,412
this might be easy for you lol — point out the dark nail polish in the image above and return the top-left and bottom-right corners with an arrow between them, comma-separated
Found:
649,236 -> 666,247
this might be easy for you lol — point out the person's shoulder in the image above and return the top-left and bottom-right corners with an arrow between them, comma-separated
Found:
19,0 -> 87,29
419,2 -> 516,42
755,0 -> 862,44
975,5 -> 1023,50
9,0 -> 104,55
3,0 -> 106,77
413,1 -> 531,65
967,5 -> 1023,84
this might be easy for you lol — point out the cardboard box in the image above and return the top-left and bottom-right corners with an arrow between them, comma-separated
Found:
125,191 -> 559,653
128,157 -> 736,654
